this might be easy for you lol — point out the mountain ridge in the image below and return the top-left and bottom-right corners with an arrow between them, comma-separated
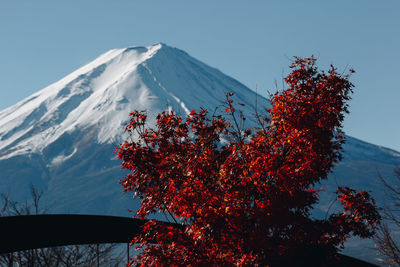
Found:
0,43 -> 263,160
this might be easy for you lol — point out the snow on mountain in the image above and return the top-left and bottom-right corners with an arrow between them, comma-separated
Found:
0,43 -> 260,160
0,43 -> 263,214
0,43 -> 399,264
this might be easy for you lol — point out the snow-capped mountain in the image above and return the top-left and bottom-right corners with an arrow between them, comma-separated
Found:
0,43 -> 264,215
0,43 -> 399,263
0,43 -> 260,159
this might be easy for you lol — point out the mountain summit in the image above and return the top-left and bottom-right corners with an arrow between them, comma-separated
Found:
0,43 -> 263,216
0,43 -> 258,160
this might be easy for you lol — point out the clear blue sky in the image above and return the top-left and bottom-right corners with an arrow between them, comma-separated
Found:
1,1 -> 399,151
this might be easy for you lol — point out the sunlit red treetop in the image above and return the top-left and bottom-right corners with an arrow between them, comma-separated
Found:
118,57 -> 380,266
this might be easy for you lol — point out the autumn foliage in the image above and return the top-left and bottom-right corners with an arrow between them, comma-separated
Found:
118,57 -> 380,266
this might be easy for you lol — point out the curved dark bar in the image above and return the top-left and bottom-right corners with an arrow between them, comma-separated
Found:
0,214 -> 147,254
0,214 -> 377,266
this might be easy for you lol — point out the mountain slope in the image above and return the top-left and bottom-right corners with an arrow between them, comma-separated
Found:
0,43 -> 264,215
0,44 -> 260,160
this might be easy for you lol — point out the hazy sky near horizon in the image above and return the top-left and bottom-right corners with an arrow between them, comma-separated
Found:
0,1 -> 399,151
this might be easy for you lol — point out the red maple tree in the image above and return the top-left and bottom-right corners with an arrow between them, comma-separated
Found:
117,57 -> 380,266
